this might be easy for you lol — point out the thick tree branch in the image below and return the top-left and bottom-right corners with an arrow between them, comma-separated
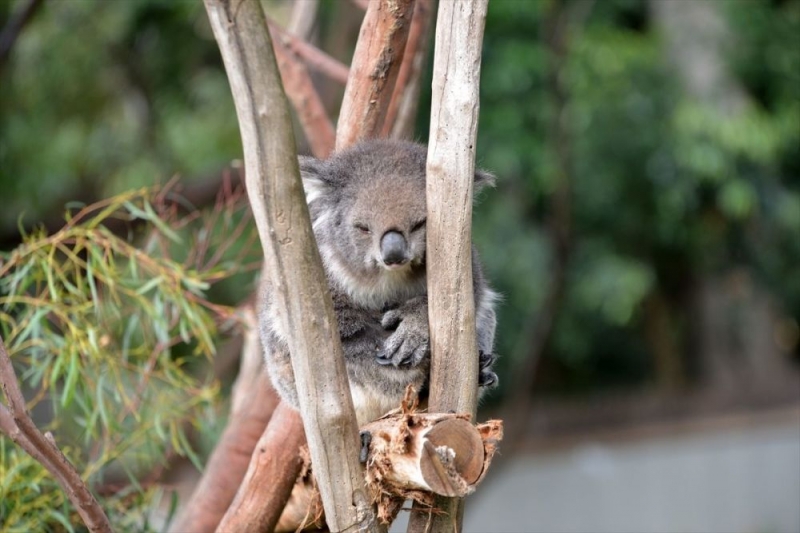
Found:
217,402 -> 306,532
407,1 -> 488,531
336,0 -> 415,149
0,335 -> 112,533
384,0 -> 435,139
202,0 -> 380,530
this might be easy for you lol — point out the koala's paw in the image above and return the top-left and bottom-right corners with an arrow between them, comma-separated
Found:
376,309 -> 429,368
478,350 -> 498,388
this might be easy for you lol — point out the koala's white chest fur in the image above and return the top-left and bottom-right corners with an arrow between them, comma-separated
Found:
350,383 -> 405,426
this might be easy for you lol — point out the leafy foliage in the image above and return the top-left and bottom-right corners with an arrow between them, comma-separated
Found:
0,188 -> 259,530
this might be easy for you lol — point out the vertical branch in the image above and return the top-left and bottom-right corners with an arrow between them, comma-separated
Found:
384,0 -> 435,139
201,0 -> 380,531
335,0 -> 415,149
407,0 -> 488,531
0,335 -> 112,533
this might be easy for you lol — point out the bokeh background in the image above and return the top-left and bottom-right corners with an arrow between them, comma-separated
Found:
1,0 -> 798,532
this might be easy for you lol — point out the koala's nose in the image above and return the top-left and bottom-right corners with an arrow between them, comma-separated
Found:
380,231 -> 408,266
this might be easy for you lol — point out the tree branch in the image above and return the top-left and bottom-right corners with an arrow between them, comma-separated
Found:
0,335 -> 112,533
406,1 -> 489,531
168,306 -> 280,533
217,402 -> 306,532
336,0 -> 415,149
267,18 -> 350,85
202,0 -> 380,530
270,22 -> 336,158
384,0 -> 435,139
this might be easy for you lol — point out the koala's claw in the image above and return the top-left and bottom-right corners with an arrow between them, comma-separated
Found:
359,430 -> 372,464
479,369 -> 499,388
376,334 -> 429,367
478,351 -> 498,388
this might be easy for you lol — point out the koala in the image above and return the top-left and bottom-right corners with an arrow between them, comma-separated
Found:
259,140 -> 498,427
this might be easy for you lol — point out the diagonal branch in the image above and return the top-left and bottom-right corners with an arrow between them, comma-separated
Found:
267,18 -> 350,85
202,0 -> 381,530
270,23 -> 336,158
384,0 -> 435,139
336,0 -> 416,149
0,335 -> 112,533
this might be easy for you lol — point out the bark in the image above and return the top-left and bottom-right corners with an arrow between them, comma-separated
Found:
267,19 -> 350,85
384,0 -> 435,139
274,392 -> 503,531
271,23 -> 336,158
407,0 -> 488,531
168,308 -> 279,533
335,0 -> 415,149
217,403 -> 306,532
202,0 -> 379,530
0,335 -> 112,533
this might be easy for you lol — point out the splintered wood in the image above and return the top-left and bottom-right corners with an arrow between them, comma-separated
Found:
276,390 -> 503,530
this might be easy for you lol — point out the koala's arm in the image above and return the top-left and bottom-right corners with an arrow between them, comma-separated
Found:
378,249 -> 498,387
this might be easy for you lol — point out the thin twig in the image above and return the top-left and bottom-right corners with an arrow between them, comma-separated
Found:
0,335 -> 113,533
267,18 -> 350,85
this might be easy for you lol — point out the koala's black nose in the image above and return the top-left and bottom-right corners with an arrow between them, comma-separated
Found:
380,231 -> 408,266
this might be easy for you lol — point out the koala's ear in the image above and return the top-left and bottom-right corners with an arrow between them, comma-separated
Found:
474,168 -> 496,194
298,156 -> 331,204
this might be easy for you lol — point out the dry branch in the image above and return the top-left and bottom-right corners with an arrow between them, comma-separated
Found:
408,0 -> 489,531
202,0 -> 379,530
336,0 -> 416,149
0,335 -> 112,533
267,19 -> 350,85
271,24 -> 336,158
217,402 -> 307,532
384,0 -> 435,139
169,308 -> 280,533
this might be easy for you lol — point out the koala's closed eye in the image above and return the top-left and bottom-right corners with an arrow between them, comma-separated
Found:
411,219 -> 426,232
354,223 -> 371,234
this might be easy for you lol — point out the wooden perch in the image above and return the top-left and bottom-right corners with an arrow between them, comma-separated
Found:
276,390 -> 503,531
336,0 -> 415,149
0,335 -> 112,533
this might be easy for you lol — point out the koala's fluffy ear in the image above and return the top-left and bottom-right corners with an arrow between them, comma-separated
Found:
474,168 -> 496,194
298,156 -> 331,204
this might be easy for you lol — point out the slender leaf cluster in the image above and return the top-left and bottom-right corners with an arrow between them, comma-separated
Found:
0,187 -> 260,531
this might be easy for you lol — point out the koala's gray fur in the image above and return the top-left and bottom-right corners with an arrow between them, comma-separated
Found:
259,140 -> 498,426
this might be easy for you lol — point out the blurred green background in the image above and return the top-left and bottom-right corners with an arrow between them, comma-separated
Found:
2,0 -> 797,400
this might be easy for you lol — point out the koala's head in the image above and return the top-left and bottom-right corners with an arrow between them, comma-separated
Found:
300,140 -> 494,308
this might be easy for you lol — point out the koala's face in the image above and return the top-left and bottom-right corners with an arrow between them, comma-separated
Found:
299,140 -> 493,309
